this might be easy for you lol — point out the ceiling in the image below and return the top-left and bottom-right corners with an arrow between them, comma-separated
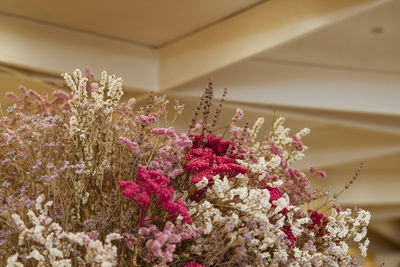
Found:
0,0 -> 263,47
257,0 -> 400,74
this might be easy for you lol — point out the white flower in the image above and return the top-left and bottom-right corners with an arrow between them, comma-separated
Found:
267,155 -> 281,169
227,187 -> 248,200
195,177 -> 209,190
360,238 -> 369,257
26,249 -> 45,263
6,253 -> 23,267
9,195 -> 121,266
250,117 -> 264,140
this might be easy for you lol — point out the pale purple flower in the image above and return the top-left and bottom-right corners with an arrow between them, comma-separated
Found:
32,160 -> 42,170
7,104 -> 17,114
87,231 -> 99,241
1,159 -> 10,165
169,169 -> 183,179
46,162 -> 55,169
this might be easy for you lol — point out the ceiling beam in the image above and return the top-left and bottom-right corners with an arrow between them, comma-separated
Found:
167,58 -> 400,118
224,100 -> 400,136
0,14 -> 159,92
295,146 -> 400,170
313,169 -> 400,206
158,0 -> 384,91
166,92 -> 400,136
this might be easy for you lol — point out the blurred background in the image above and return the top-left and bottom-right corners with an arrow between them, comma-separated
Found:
0,0 -> 399,265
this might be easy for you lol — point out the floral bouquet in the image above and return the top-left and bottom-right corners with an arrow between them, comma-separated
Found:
1,69 -> 370,266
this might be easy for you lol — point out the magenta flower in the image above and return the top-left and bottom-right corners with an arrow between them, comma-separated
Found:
184,261 -> 204,267
283,226 -> 297,246
118,166 -> 192,226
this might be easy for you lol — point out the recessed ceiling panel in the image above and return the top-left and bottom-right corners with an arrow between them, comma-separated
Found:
256,0 -> 400,72
0,0 -> 263,47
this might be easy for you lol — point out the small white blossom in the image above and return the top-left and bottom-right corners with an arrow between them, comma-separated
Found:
195,177 -> 209,190
6,253 -> 23,267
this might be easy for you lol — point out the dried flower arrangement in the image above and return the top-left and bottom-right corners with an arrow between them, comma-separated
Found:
0,69 -> 370,266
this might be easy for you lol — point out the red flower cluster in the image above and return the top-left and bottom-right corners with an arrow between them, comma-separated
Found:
118,166 -> 192,226
265,186 -> 282,203
263,186 -> 296,245
308,209 -> 329,237
190,135 -> 234,156
185,135 -> 247,185
283,226 -> 297,246
185,135 -> 247,201
264,185 -> 289,215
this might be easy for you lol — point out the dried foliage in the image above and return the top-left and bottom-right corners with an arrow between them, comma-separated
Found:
1,69 -> 370,266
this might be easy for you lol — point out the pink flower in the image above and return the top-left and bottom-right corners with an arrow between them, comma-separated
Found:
138,114 -> 157,126
174,133 -> 192,148
28,89 -> 44,102
232,108 -> 244,124
280,158 -> 287,168
156,233 -> 169,245
88,82 -> 99,92
316,170 -> 327,179
270,142 -> 283,157
127,98 -> 136,109
5,92 -> 20,101
184,261 -> 204,267
147,240 -> 162,257
152,127 -> 176,138
53,89 -> 70,100
333,203 -> 342,212
139,222 -> 200,263
124,239 -> 135,251
118,136 -> 139,153
163,244 -> 175,262
292,135 -> 304,151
